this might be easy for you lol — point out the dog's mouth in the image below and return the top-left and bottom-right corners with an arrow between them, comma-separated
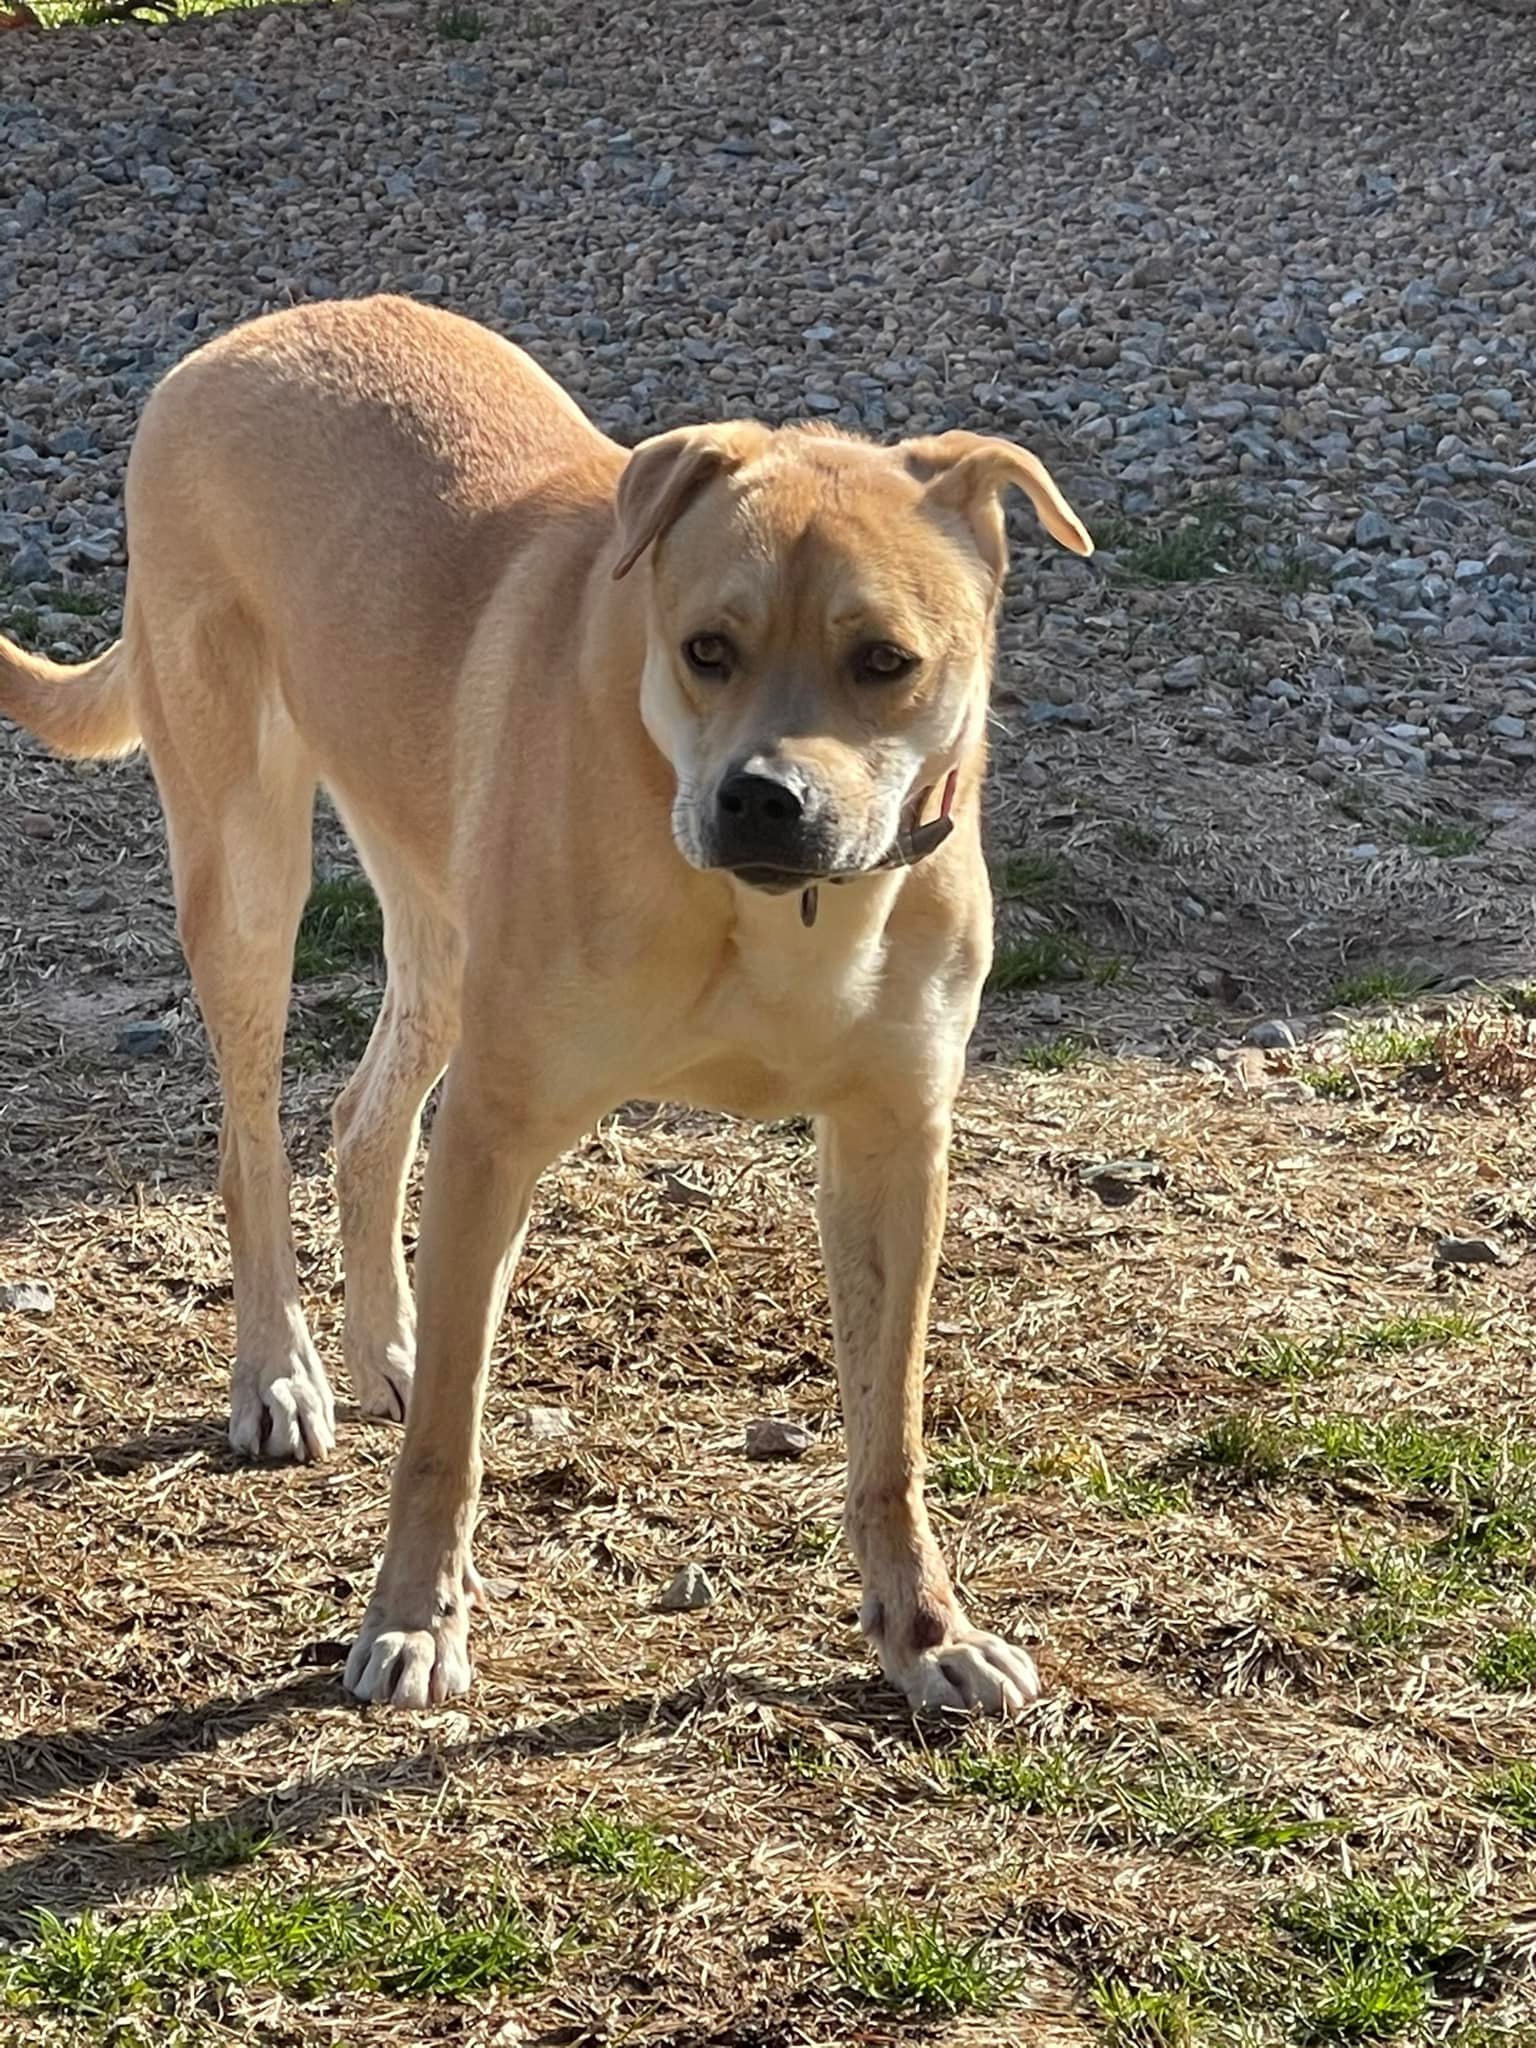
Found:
726,861 -> 842,895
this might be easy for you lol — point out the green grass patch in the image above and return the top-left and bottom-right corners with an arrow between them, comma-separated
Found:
1326,964 -> 1431,1009
0,1883 -> 548,2017
1301,1065 -> 1364,1100
1339,1537 -> 1493,1651
1090,1978 -> 1200,2048
931,1444 -> 1039,1497
1405,820 -> 1483,858
1349,1310 -> 1480,1355
1479,1763 -> 1536,1833
435,2 -> 483,35
1193,1411 -> 1295,1482
1275,1869 -> 1484,1977
1083,1459 -> 1189,1519
1097,493 -> 1244,585
142,1818 -> 272,1878
1014,1035 -> 1089,1072
46,587 -> 112,617
1300,1954 -> 1428,2042
1191,1411 -> 1529,1505
941,1738 -> 1316,1857
1474,1627 -> 1536,1692
1341,1023 -> 1439,1066
1235,1314 -> 1476,1382
936,1741 -> 1095,1815
1113,1755 -> 1323,1855
546,1812 -> 699,1905
1236,1333 -> 1344,1383
1277,1871 -> 1492,2044
827,1907 -> 1018,2016
988,931 -> 1079,991
34,0 -> 327,20
994,852 -> 1065,902
293,872 -> 384,979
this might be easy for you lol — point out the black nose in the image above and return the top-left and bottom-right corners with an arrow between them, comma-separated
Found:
713,769 -> 812,876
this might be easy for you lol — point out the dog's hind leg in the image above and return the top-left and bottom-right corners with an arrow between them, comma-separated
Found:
329,832 -> 462,1427
142,613 -> 333,1463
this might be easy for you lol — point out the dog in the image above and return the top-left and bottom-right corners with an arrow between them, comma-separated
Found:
0,296 -> 1092,1716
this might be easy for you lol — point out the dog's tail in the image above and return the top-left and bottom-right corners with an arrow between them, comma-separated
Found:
0,633 -> 141,760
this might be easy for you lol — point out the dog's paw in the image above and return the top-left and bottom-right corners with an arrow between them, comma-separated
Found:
348,1340 -> 414,1428
343,1562 -> 485,1707
229,1343 -> 336,1463
888,1630 -> 1042,1718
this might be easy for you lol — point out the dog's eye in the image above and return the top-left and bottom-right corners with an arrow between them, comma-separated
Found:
683,634 -> 734,679
856,641 -> 916,683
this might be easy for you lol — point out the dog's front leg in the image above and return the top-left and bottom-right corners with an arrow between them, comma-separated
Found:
344,1058 -> 583,1708
817,1100 -> 1041,1717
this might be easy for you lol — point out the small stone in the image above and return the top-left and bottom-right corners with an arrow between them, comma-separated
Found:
1354,509 -> 1393,548
1245,1019 -> 1298,1050
745,1417 -> 814,1460
73,886 -> 113,913
1433,1236 -> 1501,1268
508,1403 -> 574,1440
1030,993 -> 1064,1024
115,1021 -> 172,1057
1348,842 -> 1380,862
6,539 -> 50,584
1216,735 -> 1262,766
1488,714 -> 1526,740
16,811 -> 55,839
657,1563 -> 717,1612
0,1281 -> 54,1315
1163,654 -> 1205,693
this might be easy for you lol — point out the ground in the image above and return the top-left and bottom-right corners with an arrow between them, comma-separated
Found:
2,0 -> 1536,2043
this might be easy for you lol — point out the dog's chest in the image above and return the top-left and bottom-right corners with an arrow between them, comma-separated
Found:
658,903 -> 891,1115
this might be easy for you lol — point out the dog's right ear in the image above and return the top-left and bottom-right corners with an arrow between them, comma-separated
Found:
611,424 -> 768,580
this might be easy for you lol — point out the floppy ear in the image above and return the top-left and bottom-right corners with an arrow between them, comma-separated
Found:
904,431 -> 1093,579
611,423 -> 769,580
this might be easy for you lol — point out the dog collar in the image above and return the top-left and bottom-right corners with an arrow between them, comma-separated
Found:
799,766 -> 959,929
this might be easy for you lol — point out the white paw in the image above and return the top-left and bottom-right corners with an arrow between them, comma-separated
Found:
890,1631 -> 1042,1718
229,1343 -> 336,1463
348,1339 -> 414,1427
343,1563 -> 485,1707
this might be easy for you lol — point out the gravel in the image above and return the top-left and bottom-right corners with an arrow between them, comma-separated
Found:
0,0 -> 1532,815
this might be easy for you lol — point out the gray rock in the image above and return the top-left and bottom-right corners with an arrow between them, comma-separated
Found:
1163,654 -> 1204,693
507,1403 -> 575,1440
115,1022 -> 172,1057
5,539 -> 50,585
73,886 -> 113,913
0,1281 -> 55,1315
1488,714 -> 1526,740
657,1563 -> 717,1611
1433,1237 -> 1501,1268
1245,1020 -> 1297,1050
745,1417 -> 814,1460
1354,509 -> 1393,548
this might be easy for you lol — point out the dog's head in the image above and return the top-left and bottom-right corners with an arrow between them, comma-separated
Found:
613,423 -> 1092,892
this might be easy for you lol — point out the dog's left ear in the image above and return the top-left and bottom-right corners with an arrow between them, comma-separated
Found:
904,431 -> 1094,579
612,422 -> 770,580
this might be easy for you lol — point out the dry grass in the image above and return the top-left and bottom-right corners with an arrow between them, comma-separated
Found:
4,556 -> 1536,2046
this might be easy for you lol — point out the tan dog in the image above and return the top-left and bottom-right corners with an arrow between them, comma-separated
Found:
0,297 -> 1091,1716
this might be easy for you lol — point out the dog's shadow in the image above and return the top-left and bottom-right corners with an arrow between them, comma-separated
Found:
0,1666 -> 911,1932
0,1416 -> 235,1501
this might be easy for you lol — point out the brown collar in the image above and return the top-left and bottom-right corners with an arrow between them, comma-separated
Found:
799,767 -> 959,928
